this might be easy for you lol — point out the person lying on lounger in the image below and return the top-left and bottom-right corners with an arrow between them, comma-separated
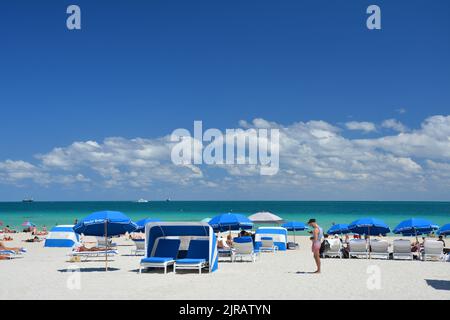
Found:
2,236 -> 13,241
24,236 -> 42,243
0,255 -> 10,260
74,245 -> 111,252
0,241 -> 24,253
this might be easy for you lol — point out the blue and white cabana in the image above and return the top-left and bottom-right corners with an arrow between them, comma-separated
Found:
255,227 -> 288,251
44,225 -> 79,248
144,222 -> 218,273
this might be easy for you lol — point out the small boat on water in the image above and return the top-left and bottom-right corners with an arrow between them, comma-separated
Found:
22,197 -> 34,203
136,198 -> 149,203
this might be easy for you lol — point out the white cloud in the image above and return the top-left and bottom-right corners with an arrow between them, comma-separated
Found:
1,115 -> 450,199
345,121 -> 376,133
381,118 -> 408,132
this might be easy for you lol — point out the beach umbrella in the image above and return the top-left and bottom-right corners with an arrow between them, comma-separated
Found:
21,221 -> 36,227
282,221 -> 308,245
135,218 -> 161,232
74,211 -> 137,271
348,218 -> 390,259
327,224 -> 351,235
438,224 -> 450,236
248,212 -> 284,224
393,218 -> 439,239
208,213 -> 253,233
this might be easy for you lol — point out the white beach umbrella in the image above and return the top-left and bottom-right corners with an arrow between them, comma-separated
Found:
248,211 -> 284,224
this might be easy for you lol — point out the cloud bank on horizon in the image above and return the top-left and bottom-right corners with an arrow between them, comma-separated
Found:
1,114 -> 450,201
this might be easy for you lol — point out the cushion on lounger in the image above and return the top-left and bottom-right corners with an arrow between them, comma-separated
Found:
234,236 -> 252,243
141,257 -> 174,263
153,239 -> 181,259
185,239 -> 209,260
175,258 -> 206,264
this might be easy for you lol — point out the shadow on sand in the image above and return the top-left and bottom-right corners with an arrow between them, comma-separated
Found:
425,279 -> 450,291
58,267 -> 120,273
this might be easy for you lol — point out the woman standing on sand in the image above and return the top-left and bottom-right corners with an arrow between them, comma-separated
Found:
307,218 -> 323,274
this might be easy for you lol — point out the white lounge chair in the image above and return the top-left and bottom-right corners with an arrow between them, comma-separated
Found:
174,239 -> 209,274
323,239 -> 342,258
422,240 -> 444,261
370,239 -> 390,259
393,239 -> 413,260
140,238 -> 181,274
131,239 -> 145,256
348,239 -> 368,259
68,249 -> 118,262
96,237 -> 116,248
0,250 -> 24,259
259,237 -> 278,253
231,237 -> 259,262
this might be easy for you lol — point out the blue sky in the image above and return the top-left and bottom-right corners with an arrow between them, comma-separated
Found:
0,0 -> 449,201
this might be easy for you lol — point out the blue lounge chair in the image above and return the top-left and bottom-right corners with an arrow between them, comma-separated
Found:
139,238 -> 181,274
174,239 -> 209,274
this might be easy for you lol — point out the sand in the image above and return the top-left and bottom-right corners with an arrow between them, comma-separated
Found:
1,232 -> 449,300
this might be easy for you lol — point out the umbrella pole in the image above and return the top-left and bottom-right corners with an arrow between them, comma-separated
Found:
368,226 -> 371,260
105,221 -> 108,271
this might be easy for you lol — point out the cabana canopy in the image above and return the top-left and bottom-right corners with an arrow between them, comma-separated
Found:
255,227 -> 288,251
144,222 -> 218,272
44,225 -> 79,248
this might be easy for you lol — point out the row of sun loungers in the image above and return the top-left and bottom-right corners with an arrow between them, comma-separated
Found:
323,239 -> 445,261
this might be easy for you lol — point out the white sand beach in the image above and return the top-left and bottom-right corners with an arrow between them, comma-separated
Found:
1,232 -> 449,300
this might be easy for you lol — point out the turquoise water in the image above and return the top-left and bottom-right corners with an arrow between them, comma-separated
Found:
0,201 -> 449,233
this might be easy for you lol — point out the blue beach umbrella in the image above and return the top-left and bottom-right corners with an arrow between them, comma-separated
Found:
438,224 -> 450,236
393,218 -> 439,237
327,224 -> 351,235
135,218 -> 162,232
348,218 -> 390,236
208,213 -> 253,233
282,221 -> 308,231
348,217 -> 390,259
282,221 -> 308,245
21,221 -> 36,228
74,211 -> 137,270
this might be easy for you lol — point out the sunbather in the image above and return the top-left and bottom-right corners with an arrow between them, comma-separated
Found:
0,255 -> 10,260
438,235 -> 446,247
24,236 -> 42,243
0,241 -> 24,253
226,234 -> 233,247
74,245 -> 111,252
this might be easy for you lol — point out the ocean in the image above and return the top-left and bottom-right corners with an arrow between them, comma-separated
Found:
0,201 -> 449,233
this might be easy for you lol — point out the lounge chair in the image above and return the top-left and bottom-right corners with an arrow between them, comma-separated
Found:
174,239 -> 209,274
259,237 -> 278,253
370,239 -> 390,259
96,237 -> 116,248
231,237 -> 259,262
348,239 -> 368,259
131,239 -> 145,256
139,238 -> 181,274
422,240 -> 444,261
323,239 -> 342,258
393,239 -> 413,260
0,250 -> 24,259
68,249 -> 118,262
